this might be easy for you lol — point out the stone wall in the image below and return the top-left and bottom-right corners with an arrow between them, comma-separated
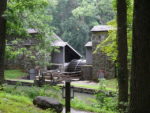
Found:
81,65 -> 92,80
86,47 -> 92,65
92,32 -> 115,81
5,52 -> 35,70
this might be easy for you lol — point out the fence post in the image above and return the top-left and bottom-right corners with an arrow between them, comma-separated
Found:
65,80 -> 71,113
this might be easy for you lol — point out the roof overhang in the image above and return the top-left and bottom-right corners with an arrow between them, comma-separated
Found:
50,34 -> 82,58
27,29 -> 38,34
91,25 -> 115,32
85,41 -> 92,47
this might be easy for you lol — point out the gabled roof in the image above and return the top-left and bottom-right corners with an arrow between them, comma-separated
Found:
51,34 -> 82,58
91,25 -> 114,32
51,34 -> 67,47
26,29 -> 82,58
85,41 -> 92,47
27,29 -> 38,34
66,42 -> 82,58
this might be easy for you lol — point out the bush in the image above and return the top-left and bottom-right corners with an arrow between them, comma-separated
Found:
2,84 -> 61,99
0,92 -> 54,113
95,79 -> 118,112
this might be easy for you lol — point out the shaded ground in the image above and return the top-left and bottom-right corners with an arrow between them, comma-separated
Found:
60,79 -> 117,91
0,92 -> 53,113
4,80 -> 117,113
63,108 -> 94,113
5,69 -> 117,91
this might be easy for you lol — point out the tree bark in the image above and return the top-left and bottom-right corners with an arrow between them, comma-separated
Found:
0,0 -> 7,84
129,0 -> 150,112
117,0 -> 128,111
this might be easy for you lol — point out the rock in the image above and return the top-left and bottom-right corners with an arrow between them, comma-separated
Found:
33,96 -> 63,113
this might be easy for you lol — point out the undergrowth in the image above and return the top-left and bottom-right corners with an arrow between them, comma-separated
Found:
1,79 -> 118,113
71,79 -> 118,113
0,92 -> 54,113
2,84 -> 61,100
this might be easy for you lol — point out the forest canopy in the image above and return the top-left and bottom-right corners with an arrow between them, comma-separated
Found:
50,0 -> 115,55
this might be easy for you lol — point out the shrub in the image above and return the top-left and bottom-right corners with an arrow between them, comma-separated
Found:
0,92 -> 54,113
95,79 -> 118,112
2,84 -> 61,99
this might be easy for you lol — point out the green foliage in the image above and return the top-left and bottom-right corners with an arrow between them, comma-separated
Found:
5,0 -> 57,68
4,69 -> 27,79
72,0 -> 114,24
2,85 -> 61,113
71,78 -> 118,91
5,45 -> 21,60
72,98 -> 101,113
0,92 -> 54,113
3,85 -> 61,99
95,79 -> 118,112
70,79 -> 118,112
61,17 -> 90,55
96,0 -> 133,62
96,27 -> 117,61
71,97 -> 117,113
5,0 -> 51,36
2,81 -> 119,112
51,0 -> 114,55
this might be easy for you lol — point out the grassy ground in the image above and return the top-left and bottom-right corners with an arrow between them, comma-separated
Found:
5,69 -> 118,92
71,97 -> 117,113
0,92 -> 54,113
3,85 -> 61,99
4,69 -> 27,79
0,85 -> 60,113
2,84 -> 118,113
71,79 -> 118,92
71,79 -> 118,113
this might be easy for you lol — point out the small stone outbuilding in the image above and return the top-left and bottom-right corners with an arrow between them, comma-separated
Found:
84,25 -> 115,81
50,34 -> 82,71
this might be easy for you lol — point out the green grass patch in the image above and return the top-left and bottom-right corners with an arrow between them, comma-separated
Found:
4,69 -> 27,79
71,79 -> 118,92
3,85 -> 61,100
0,92 -> 54,113
1,78 -> 118,113
71,97 -> 117,113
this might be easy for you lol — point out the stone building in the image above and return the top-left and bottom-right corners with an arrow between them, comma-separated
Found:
50,34 -> 82,71
6,29 -> 82,71
85,25 -> 115,80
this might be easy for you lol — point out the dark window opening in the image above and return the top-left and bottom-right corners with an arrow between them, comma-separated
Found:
65,45 -> 80,62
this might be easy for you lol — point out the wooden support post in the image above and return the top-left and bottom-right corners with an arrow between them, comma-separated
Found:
65,81 -> 71,113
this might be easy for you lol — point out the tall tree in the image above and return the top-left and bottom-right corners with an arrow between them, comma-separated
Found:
5,0 -> 55,70
0,0 -> 7,84
51,0 -> 114,55
117,0 -> 128,111
129,0 -> 150,112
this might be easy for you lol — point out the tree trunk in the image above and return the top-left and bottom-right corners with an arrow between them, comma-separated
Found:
117,0 -> 128,111
0,0 -> 7,84
129,0 -> 150,112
